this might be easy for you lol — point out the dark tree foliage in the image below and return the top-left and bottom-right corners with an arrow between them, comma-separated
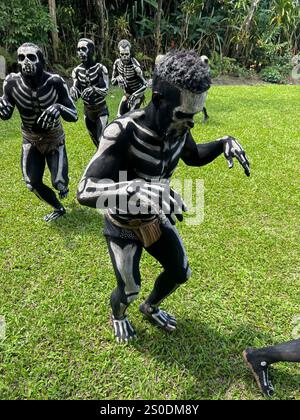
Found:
0,0 -> 299,77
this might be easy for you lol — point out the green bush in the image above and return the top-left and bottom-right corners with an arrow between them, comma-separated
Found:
260,67 -> 284,84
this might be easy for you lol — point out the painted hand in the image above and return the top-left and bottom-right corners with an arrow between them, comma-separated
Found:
0,97 -> 14,120
222,136 -> 250,176
81,87 -> 94,102
116,75 -> 127,90
128,93 -> 137,108
37,105 -> 61,130
70,86 -> 80,101
127,180 -> 188,223
94,87 -> 108,98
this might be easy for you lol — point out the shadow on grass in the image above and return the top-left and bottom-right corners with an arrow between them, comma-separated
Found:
49,202 -> 105,239
133,319 -> 300,400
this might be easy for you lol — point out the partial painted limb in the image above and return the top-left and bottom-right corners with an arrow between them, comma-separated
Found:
44,207 -> 66,222
243,349 -> 275,398
139,303 -> 177,332
111,315 -> 137,344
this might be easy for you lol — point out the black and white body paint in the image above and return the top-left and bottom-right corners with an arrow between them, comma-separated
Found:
0,43 -> 78,222
71,39 -> 109,147
200,55 -> 210,122
78,51 -> 250,343
244,339 -> 300,397
111,40 -> 147,117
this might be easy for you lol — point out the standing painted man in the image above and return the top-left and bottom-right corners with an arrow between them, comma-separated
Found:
77,51 -> 250,343
71,38 -> 109,148
111,40 -> 147,117
0,43 -> 78,222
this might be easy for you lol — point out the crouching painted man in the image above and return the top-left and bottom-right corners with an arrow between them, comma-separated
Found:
77,51 -> 250,343
0,43 -> 78,222
111,40 -> 147,117
71,38 -> 109,148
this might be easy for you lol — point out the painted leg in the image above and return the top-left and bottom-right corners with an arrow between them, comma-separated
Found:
47,144 -> 69,200
117,96 -> 130,117
106,237 -> 143,343
84,115 -> 100,148
202,106 -> 209,123
21,141 -> 64,221
140,220 -> 191,332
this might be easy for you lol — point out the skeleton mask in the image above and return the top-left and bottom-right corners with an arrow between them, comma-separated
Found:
168,89 -> 206,135
119,46 -> 131,64
77,40 -> 94,63
17,44 -> 44,77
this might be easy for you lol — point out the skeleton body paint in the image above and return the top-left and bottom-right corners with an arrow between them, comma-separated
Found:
244,339 -> 300,398
200,55 -> 210,122
78,51 -> 250,343
0,43 -> 78,222
71,39 -> 109,147
111,40 -> 147,117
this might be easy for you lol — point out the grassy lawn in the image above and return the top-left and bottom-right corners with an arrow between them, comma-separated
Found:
0,85 -> 299,400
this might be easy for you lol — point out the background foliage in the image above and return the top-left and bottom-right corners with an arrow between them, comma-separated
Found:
0,0 -> 299,81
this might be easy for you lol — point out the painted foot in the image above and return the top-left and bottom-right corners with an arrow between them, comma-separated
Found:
139,303 -> 177,332
59,188 -> 69,200
243,348 -> 275,398
111,315 -> 137,344
44,207 -> 66,222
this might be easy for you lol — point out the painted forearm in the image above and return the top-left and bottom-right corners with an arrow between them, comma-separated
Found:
58,104 -> 78,122
77,177 -> 131,209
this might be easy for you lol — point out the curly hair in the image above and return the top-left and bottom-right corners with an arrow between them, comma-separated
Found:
154,50 -> 211,94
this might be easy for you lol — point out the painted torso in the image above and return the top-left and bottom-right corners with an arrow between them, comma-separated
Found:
5,72 -> 62,131
73,63 -> 107,106
114,59 -> 145,95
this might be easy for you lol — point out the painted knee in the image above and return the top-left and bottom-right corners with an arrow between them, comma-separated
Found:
25,182 -> 34,192
175,265 -> 192,284
25,180 -> 43,194
125,286 -> 141,304
52,181 -> 66,192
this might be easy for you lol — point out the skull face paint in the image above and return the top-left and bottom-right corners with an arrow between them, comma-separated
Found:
77,41 -> 90,63
167,88 -> 206,136
17,45 -> 42,77
119,46 -> 131,64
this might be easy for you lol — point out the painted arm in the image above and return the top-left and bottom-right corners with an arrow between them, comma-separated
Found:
111,60 -> 127,89
77,122 -> 185,220
0,75 -> 15,120
70,68 -> 81,101
181,131 -> 250,176
94,64 -> 109,97
81,65 -> 109,102
128,59 -> 147,106
111,60 -> 120,86
77,122 -> 132,209
37,77 -> 78,129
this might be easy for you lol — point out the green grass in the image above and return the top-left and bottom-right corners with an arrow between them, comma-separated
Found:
0,85 -> 299,400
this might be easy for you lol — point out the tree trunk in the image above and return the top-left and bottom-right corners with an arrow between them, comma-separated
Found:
155,0 -> 163,56
242,0 -> 261,33
236,0 -> 261,60
95,0 -> 105,59
48,0 -> 59,62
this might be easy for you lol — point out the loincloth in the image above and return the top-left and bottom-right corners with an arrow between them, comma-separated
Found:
22,125 -> 65,155
105,214 -> 163,248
